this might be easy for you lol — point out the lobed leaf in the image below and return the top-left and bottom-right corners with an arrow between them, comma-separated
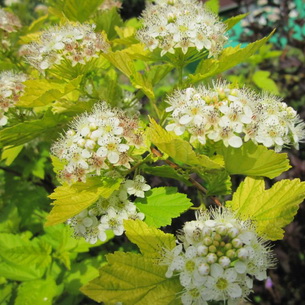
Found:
135,187 -> 192,228
46,177 -> 122,226
224,13 -> 249,30
227,177 -> 305,240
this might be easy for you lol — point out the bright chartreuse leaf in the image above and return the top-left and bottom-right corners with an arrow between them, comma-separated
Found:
15,278 -> 58,305
124,219 -> 176,258
46,177 -> 122,226
226,177 -> 305,240
135,187 -> 192,228
224,13 -> 249,30
252,70 -> 280,95
80,252 -> 182,305
188,30 -> 275,84
219,141 -> 290,179
1,145 -> 23,166
0,111 -> 67,148
17,76 -> 82,108
204,0 -> 219,14
148,119 -> 222,169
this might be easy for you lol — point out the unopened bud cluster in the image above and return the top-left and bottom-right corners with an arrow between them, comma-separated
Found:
51,102 -> 144,184
137,0 -> 227,57
0,8 -> 21,33
0,71 -> 27,126
22,23 -> 109,71
68,175 -> 150,244
165,82 -> 305,151
162,208 -> 274,305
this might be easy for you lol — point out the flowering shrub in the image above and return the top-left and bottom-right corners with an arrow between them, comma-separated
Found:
0,1 -> 305,305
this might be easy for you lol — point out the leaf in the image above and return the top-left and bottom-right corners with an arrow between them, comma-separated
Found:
0,111 -> 67,148
148,119 -> 222,169
224,13 -> 249,30
15,278 -> 58,305
1,145 -> 23,166
46,177 -> 122,226
81,252 -> 182,305
204,0 -> 219,14
188,30 -> 275,84
219,141 -> 290,179
146,64 -> 174,86
124,219 -> 176,258
227,177 -> 305,240
142,165 -> 192,186
135,187 -> 192,228
252,70 -> 279,95
17,76 -> 82,108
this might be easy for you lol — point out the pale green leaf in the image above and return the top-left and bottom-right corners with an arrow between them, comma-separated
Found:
46,177 -> 122,226
224,13 -> 249,30
1,145 -> 23,166
219,141 -> 290,179
148,119 -> 222,169
188,30 -> 275,84
81,252 -> 182,305
124,219 -> 176,257
135,187 -> 192,228
17,76 -> 82,108
204,0 -> 219,14
252,70 -> 280,95
15,278 -> 58,305
227,177 -> 305,240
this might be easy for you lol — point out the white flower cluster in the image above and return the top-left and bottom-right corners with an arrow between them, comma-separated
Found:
22,23 -> 109,71
165,83 -> 305,151
67,175 -> 150,244
162,208 -> 274,305
51,102 -> 144,184
137,0 -> 227,57
0,71 -> 27,126
0,8 -> 21,33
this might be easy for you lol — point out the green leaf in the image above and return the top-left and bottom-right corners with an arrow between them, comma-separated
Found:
46,177 -> 122,226
188,30 -> 275,84
17,76 -> 82,108
0,111 -> 67,148
1,145 -> 23,166
252,70 -> 280,95
146,64 -> 174,86
148,119 -> 222,169
15,278 -> 58,305
135,187 -> 192,228
224,13 -> 249,30
219,141 -> 290,179
227,177 -> 305,240
124,219 -> 176,258
0,202 -> 21,233
81,252 -> 182,305
204,0 -> 219,14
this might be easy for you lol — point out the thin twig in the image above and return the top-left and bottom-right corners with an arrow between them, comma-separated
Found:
151,147 -> 222,207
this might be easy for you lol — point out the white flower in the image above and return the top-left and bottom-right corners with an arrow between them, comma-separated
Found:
0,8 -> 21,32
137,0 -> 227,57
124,175 -> 151,198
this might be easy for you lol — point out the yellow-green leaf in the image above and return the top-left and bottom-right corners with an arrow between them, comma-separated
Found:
1,145 -> 23,166
124,219 -> 176,258
227,177 -> 305,240
204,0 -> 219,14
224,13 -> 249,30
220,141 -> 290,179
46,177 -> 122,226
81,252 -> 182,305
148,119 -> 222,169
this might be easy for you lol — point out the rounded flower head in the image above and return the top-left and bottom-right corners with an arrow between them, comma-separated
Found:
161,208 -> 275,305
51,102 -> 145,184
0,8 -> 21,33
137,0 -> 227,57
68,179 -> 146,243
0,71 -> 27,126
22,23 -> 110,71
165,82 -> 305,151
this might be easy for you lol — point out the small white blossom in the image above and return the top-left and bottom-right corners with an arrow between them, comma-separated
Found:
165,82 -> 305,150
0,8 -> 21,33
137,0 -> 227,57
124,175 -> 151,198
161,208 -> 275,305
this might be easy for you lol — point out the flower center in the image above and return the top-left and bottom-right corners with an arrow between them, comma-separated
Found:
216,278 -> 228,290
185,260 -> 195,272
